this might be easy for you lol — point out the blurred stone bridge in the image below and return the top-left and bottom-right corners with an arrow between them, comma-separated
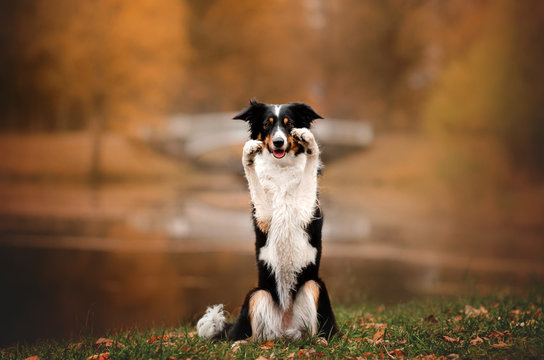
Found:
146,112 -> 373,159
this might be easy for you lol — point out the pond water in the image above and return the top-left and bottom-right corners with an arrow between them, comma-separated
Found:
0,144 -> 542,346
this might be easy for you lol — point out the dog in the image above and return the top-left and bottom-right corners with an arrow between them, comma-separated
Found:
196,99 -> 338,342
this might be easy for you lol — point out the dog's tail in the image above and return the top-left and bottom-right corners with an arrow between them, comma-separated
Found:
196,304 -> 229,340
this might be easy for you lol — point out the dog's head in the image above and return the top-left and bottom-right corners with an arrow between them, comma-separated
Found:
234,99 -> 323,159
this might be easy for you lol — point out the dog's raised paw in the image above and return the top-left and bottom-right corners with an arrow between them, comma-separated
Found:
291,128 -> 317,155
242,140 -> 263,166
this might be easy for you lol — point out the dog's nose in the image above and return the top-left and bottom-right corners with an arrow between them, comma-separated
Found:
273,138 -> 284,148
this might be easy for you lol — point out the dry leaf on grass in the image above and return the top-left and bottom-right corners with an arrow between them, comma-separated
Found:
465,305 -> 488,317
259,339 -> 275,350
148,332 -> 183,344
451,315 -> 463,323
491,341 -> 510,349
488,330 -> 510,339
255,356 -> 271,360
442,335 -> 459,343
86,353 -> 110,360
231,340 -> 248,352
23,356 -> 39,360
95,338 -> 124,348
373,330 -> 385,341
470,336 -> 484,345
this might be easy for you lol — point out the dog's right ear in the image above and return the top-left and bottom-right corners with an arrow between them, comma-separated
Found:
233,98 -> 266,122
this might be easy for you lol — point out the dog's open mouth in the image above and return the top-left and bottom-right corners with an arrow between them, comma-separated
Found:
273,149 -> 286,159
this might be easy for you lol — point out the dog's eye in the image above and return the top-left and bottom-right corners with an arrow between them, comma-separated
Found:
286,119 -> 295,129
263,118 -> 273,129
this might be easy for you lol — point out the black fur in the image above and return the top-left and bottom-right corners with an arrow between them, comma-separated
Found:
209,100 -> 337,341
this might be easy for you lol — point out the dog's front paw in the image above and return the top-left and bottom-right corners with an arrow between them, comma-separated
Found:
242,140 -> 263,166
291,128 -> 318,156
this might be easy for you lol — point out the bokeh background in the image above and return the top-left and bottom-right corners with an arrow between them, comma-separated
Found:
1,0 -> 543,346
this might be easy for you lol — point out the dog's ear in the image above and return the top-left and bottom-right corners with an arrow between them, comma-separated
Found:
288,102 -> 323,128
233,98 -> 266,122
233,98 -> 267,139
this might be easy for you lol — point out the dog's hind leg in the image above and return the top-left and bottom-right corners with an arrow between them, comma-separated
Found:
246,289 -> 282,341
286,280 -> 320,339
315,278 -> 339,339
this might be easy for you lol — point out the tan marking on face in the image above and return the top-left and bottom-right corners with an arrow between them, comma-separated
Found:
268,117 -> 274,123
283,117 -> 289,125
263,134 -> 272,151
287,134 -> 301,154
257,132 -> 262,140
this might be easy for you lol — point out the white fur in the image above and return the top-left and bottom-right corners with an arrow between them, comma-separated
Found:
273,104 -> 282,118
243,128 -> 320,310
286,281 -> 320,339
196,304 -> 226,339
250,290 -> 283,340
250,282 -> 320,341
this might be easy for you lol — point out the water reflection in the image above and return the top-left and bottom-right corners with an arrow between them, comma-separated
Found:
0,138 -> 542,346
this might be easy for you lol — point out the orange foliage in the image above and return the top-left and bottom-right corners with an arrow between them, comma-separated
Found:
6,0 -> 188,133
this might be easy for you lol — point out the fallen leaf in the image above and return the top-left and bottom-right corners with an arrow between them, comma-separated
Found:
95,338 -> 124,348
465,305 -> 488,317
442,335 -> 459,343
260,339 -> 275,350
491,341 -> 510,349
451,315 -> 463,322
373,330 -> 385,341
148,332 -> 183,344
392,348 -> 405,358
255,357 -> 270,360
488,330 -> 510,339
470,336 -> 484,345
231,340 -> 248,352
359,320 -> 388,330
86,353 -> 110,360
447,354 -> 460,359
23,356 -> 39,360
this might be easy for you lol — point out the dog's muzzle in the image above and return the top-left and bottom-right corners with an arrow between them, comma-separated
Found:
272,137 -> 286,159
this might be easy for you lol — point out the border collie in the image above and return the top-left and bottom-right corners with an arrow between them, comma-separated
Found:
196,99 -> 338,341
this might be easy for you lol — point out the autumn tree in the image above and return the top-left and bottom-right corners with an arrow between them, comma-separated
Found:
180,0 -> 321,112
423,0 -> 544,176
0,0 -> 188,133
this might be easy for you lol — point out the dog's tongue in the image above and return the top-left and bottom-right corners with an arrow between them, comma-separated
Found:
273,150 -> 286,159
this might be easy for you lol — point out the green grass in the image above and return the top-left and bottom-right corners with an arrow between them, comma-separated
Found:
2,291 -> 543,360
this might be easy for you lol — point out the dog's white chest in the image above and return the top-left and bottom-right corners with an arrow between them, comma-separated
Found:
253,153 -> 318,309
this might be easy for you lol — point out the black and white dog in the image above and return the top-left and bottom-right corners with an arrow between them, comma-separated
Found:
197,100 -> 338,341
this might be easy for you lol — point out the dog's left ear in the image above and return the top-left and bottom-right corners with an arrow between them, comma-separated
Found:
233,98 -> 266,122
288,102 -> 323,128
233,99 -> 267,140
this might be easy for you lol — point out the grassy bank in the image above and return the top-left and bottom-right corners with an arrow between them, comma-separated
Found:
2,291 -> 542,360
